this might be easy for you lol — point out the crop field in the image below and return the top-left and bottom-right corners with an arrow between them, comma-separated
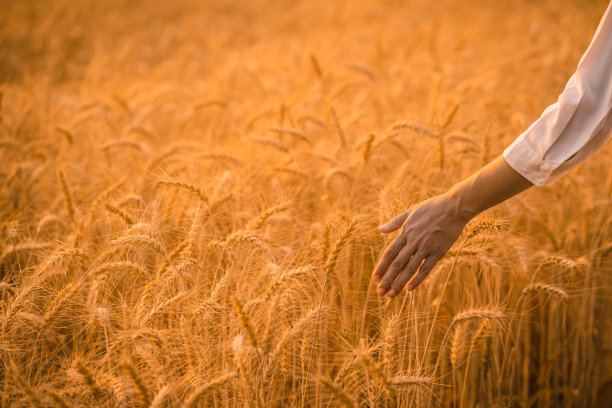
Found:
1,0 -> 612,406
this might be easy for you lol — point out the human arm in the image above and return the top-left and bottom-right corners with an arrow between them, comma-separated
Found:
373,2 -> 612,297
372,155 -> 533,297
504,1 -> 612,186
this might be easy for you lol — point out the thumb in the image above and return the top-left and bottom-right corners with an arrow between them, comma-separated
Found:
378,210 -> 410,233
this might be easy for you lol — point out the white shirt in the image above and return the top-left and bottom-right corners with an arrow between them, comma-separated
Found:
503,2 -> 612,186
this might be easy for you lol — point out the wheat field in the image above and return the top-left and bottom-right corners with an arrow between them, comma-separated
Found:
2,0 -> 612,406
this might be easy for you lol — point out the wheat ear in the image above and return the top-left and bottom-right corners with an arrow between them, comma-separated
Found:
330,108 -> 347,149
362,133 -> 375,163
120,360 -> 152,407
233,335 -> 263,408
10,360 -> 43,408
182,372 -> 237,408
104,203 -> 134,225
318,376 -> 356,408
73,359 -> 103,400
248,201 -> 290,230
249,135 -> 289,153
158,179 -> 208,204
466,219 -> 504,240
390,375 -> 436,389
520,282 -> 568,302
41,282 -> 81,332
325,218 -> 358,278
356,345 -> 397,406
149,385 -> 172,408
228,295 -> 259,351
57,168 -> 75,222
310,54 -> 323,78
47,390 -> 74,408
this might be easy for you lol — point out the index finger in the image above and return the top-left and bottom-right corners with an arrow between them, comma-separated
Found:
372,235 -> 406,282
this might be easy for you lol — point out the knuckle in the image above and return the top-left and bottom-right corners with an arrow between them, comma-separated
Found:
393,278 -> 407,292
422,243 -> 434,254
407,258 -> 421,274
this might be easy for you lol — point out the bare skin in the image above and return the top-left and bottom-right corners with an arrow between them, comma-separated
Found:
373,154 -> 534,297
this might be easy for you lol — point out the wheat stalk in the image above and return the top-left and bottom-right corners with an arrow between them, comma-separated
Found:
104,203 -> 134,225
150,385 -> 172,408
480,334 -> 493,377
356,343 -> 397,406
249,135 -> 289,153
450,307 -> 505,328
196,152 -> 244,166
73,359 -> 103,400
46,390 -> 74,408
57,168 -> 75,222
90,260 -> 149,278
362,133 -> 375,163
38,247 -> 87,273
182,372 -> 237,408
158,179 -> 208,204
391,375 -> 435,389
318,376 -> 356,408
273,166 -> 310,180
263,266 -> 316,301
120,360 -> 152,407
248,202 -> 290,230
392,121 -> 439,138
330,108 -> 347,149
466,219 -> 504,240
440,102 -> 459,130
233,335 -> 262,408
267,306 -> 323,370
9,360 -> 43,408
228,295 -> 259,351
267,127 -> 311,144
36,214 -> 67,234
100,138 -> 146,152
520,282 -> 568,302
310,54 -> 323,78
324,218 -> 358,277
324,167 -> 354,190
450,321 -> 467,370
41,282 -> 81,332
110,234 -> 169,261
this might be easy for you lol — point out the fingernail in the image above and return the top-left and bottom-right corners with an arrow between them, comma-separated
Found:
377,286 -> 386,295
378,225 -> 387,231
372,274 -> 381,282
387,289 -> 396,297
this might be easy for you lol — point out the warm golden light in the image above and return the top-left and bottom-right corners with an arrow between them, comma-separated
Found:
1,0 -> 611,406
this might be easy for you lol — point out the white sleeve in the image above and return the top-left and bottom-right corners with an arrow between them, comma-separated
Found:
503,2 -> 612,186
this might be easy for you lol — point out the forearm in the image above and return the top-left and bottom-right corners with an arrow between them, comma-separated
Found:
374,154 -> 534,295
446,154 -> 534,221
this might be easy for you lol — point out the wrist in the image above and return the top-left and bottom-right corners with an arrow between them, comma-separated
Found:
445,181 -> 479,223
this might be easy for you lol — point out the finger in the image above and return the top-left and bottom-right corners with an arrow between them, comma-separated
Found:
377,245 -> 416,294
372,236 -> 406,287
407,253 -> 443,291
387,251 -> 426,297
378,210 -> 411,233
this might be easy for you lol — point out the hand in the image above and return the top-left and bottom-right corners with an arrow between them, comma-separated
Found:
372,193 -> 470,296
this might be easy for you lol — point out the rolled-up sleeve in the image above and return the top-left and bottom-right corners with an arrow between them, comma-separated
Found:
503,2 -> 612,186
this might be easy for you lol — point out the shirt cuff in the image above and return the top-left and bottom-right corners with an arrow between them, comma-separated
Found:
503,137 -> 553,187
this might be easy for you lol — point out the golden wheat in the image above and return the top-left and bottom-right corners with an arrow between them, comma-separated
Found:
2,1 -> 611,407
